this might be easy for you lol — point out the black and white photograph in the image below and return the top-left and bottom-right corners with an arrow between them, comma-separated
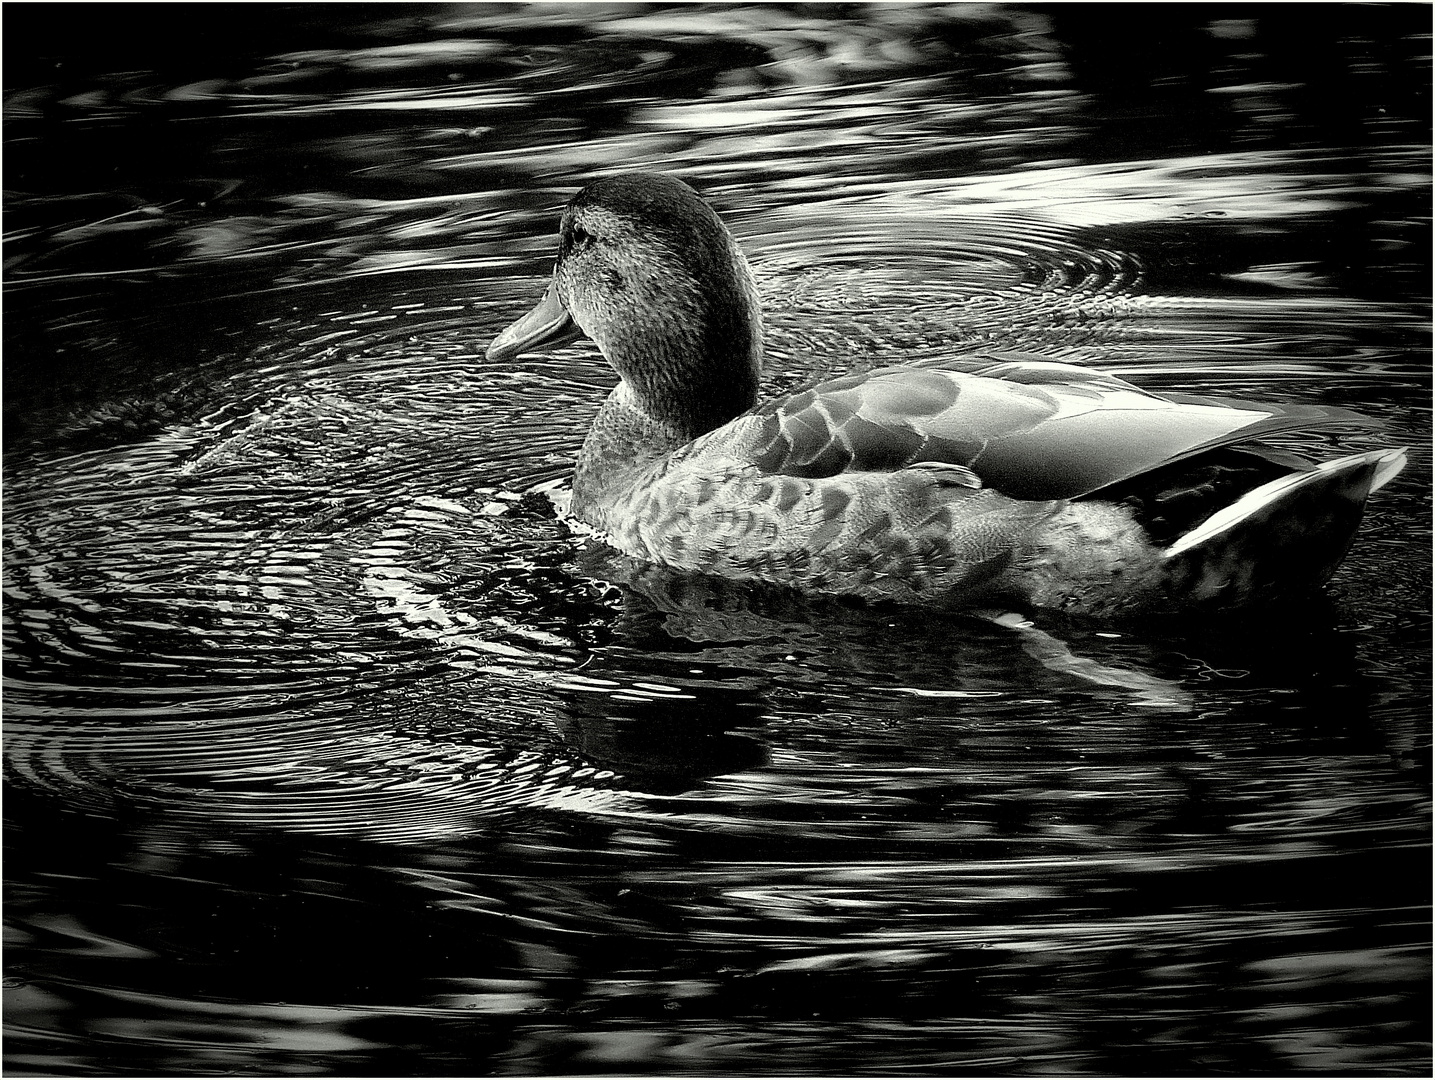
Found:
3,3 -> 1430,1075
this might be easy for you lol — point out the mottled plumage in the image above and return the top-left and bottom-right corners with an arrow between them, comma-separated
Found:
487,173 -> 1406,615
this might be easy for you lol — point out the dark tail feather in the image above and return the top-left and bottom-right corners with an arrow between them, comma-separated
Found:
1161,448 -> 1407,608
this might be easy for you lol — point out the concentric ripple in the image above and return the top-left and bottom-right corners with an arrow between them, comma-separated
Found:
5,154 -> 1428,845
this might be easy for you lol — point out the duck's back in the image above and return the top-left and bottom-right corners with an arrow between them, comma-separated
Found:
722,357 -> 1370,500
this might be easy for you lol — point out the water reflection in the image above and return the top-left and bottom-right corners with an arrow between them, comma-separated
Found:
4,4 -> 1430,1076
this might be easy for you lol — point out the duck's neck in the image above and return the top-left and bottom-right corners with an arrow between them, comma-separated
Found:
570,232 -> 764,518
591,243 -> 764,439
572,382 -> 695,516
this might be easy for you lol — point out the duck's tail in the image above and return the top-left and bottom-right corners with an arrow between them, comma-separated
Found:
1161,448 -> 1408,607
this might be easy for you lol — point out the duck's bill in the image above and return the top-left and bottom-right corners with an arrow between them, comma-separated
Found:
486,280 -> 585,361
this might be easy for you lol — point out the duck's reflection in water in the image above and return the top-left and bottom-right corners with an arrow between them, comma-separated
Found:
575,544 -> 1196,713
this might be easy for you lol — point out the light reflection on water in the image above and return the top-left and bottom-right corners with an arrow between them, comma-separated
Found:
3,5 -> 1430,1076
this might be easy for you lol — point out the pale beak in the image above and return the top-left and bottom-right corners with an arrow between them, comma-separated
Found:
486,278 -> 586,361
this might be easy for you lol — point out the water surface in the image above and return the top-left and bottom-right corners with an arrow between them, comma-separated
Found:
4,6 -> 1430,1075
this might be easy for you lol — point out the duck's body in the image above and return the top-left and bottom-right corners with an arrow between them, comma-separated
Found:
488,174 -> 1405,616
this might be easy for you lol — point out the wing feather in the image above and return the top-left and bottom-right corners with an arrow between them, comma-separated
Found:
712,360 -> 1369,500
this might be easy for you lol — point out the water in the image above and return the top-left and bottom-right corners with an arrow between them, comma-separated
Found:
3,6 -> 1430,1075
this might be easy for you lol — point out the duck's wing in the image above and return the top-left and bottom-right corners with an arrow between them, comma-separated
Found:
734,359 -> 1371,500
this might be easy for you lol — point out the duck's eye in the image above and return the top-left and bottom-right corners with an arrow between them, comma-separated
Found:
568,224 -> 592,249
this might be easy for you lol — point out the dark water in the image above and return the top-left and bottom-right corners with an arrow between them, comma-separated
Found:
4,5 -> 1431,1075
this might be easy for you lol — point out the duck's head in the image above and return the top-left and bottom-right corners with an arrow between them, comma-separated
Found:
487,173 -> 763,439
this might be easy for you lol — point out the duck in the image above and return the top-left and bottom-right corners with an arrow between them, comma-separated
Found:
486,173 -> 1407,617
